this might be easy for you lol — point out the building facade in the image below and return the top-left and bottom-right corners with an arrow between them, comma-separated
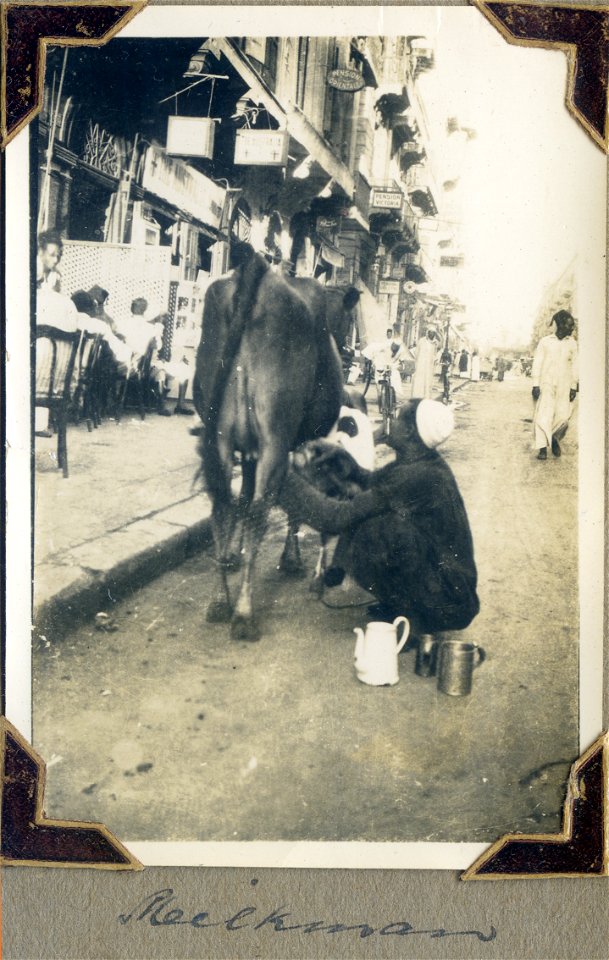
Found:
37,33 -> 451,352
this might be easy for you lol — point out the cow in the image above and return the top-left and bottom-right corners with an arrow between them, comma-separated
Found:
195,244 -> 348,641
193,274 -> 360,423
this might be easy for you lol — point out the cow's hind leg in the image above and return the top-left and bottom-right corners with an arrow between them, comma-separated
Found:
206,462 -> 237,623
280,521 -> 306,578
206,501 -> 235,622
231,449 -> 286,642
226,458 -> 256,571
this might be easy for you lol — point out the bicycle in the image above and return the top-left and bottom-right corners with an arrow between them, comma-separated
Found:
361,357 -> 374,397
376,365 -> 398,436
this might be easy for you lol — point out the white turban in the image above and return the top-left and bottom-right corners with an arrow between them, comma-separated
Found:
415,399 -> 455,449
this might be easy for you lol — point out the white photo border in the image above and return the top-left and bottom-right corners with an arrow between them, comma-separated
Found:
4,2 -> 606,870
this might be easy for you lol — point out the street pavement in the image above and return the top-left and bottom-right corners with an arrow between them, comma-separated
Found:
32,374 -> 580,845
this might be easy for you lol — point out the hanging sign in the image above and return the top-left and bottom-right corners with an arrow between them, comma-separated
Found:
166,116 -> 215,159
370,189 -> 403,210
234,129 -> 289,166
378,279 -> 400,295
327,68 -> 365,92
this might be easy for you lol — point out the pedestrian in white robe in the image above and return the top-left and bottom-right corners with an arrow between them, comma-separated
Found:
531,310 -> 578,460
470,351 -> 481,382
411,328 -> 438,399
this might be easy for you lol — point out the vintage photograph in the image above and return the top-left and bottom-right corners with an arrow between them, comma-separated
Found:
12,4 -> 605,860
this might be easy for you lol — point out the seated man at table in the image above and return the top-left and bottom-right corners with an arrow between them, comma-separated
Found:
37,230 -> 63,292
35,272 -> 80,437
115,299 -> 192,416
151,313 -> 194,417
279,398 -> 480,635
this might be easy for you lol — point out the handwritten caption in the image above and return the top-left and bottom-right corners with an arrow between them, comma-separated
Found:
119,885 -> 497,943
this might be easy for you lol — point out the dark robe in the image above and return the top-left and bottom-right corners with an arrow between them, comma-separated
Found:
279,446 -> 479,633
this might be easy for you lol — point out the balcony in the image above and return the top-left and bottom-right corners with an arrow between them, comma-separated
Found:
399,144 -> 426,176
409,187 -> 437,217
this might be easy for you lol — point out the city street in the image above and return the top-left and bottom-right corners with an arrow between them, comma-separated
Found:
32,375 -> 579,844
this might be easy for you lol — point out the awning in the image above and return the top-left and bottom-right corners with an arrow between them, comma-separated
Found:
354,282 -> 390,347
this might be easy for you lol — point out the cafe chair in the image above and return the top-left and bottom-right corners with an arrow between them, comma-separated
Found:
114,338 -> 157,423
35,325 -> 81,478
72,331 -> 104,431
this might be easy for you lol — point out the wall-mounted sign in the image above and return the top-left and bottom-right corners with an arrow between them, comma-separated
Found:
327,68 -> 365,92
234,129 -> 289,166
378,279 -> 401,295
370,189 -> 403,210
166,116 -> 215,159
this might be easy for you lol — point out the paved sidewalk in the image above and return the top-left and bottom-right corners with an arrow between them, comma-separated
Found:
33,377 -> 470,633
34,409 -> 210,631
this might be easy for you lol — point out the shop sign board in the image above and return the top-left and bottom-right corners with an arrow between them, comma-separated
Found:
370,189 -> 403,210
316,216 -> 340,230
142,145 -> 225,228
327,68 -> 365,92
234,129 -> 289,166
378,279 -> 401,295
166,116 -> 215,159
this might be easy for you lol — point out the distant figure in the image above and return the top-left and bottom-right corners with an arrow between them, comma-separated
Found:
458,349 -> 469,379
531,310 -> 578,460
495,356 -> 507,382
440,345 -> 452,403
411,328 -> 438,399
470,350 -> 480,382
363,328 -> 405,402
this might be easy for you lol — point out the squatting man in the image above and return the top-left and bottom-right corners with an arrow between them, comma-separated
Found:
279,398 -> 480,639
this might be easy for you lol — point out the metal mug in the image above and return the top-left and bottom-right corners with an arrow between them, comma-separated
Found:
414,634 -> 438,678
437,639 -> 486,696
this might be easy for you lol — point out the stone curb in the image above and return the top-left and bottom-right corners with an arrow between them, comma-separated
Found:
33,496 -> 214,640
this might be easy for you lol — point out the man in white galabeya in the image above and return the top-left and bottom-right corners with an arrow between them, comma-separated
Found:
531,310 -> 578,461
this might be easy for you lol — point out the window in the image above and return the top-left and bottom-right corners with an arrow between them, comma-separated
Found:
295,37 -> 309,109
265,37 -> 279,91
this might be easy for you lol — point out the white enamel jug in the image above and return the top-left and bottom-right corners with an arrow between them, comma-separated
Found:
353,617 -> 410,686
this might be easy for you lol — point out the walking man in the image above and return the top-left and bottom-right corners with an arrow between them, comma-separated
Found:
531,310 -> 578,460
411,327 -> 438,399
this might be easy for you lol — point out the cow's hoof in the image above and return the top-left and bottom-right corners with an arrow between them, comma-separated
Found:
206,600 -> 232,623
279,556 -> 306,578
231,616 -> 261,642
309,577 -> 324,598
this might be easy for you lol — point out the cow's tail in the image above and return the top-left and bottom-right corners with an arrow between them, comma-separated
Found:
201,243 -> 269,492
